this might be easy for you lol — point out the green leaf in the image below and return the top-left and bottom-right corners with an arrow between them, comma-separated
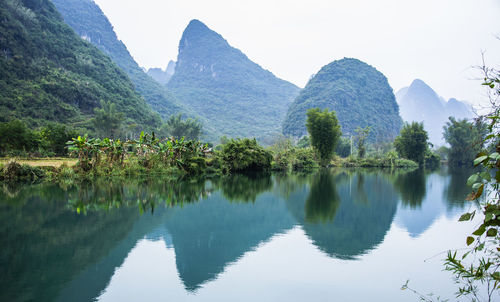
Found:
486,228 -> 498,237
474,155 -> 488,166
467,174 -> 480,186
466,236 -> 474,246
485,212 -> 494,222
459,213 -> 473,221
472,225 -> 486,236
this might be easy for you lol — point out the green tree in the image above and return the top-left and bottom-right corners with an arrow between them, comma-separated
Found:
355,126 -> 371,158
160,114 -> 203,141
335,137 -> 351,158
443,117 -> 487,167
305,108 -> 342,166
0,120 -> 38,154
39,123 -> 78,156
93,100 -> 124,138
394,122 -> 429,166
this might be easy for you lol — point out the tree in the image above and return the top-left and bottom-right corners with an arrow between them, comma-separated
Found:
443,117 -> 487,167
355,126 -> 371,158
394,122 -> 429,166
93,100 -> 124,138
442,59 -> 500,301
0,119 -> 38,154
335,137 -> 351,158
160,114 -> 202,141
305,108 -> 342,166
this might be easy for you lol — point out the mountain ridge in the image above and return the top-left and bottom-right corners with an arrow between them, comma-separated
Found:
167,19 -> 300,141
396,79 -> 474,146
52,0 -> 188,120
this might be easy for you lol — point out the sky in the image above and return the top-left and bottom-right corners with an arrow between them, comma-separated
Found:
93,0 -> 500,107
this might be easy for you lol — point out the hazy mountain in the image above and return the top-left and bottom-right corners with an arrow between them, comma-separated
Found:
167,19 -> 300,140
147,60 -> 176,85
52,0 -> 186,119
282,58 -> 402,142
396,79 -> 474,146
0,0 -> 160,130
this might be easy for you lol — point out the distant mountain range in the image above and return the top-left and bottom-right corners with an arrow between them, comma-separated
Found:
283,58 -> 402,142
52,0 -> 186,119
0,0 -> 160,130
167,19 -> 300,140
147,60 -> 176,85
396,79 -> 474,146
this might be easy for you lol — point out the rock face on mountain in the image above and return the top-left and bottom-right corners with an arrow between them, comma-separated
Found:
283,58 -> 402,142
52,0 -> 184,119
147,60 -> 176,85
167,19 -> 300,140
396,79 -> 474,146
0,0 -> 160,129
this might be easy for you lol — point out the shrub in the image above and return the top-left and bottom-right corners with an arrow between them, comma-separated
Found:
217,138 -> 272,173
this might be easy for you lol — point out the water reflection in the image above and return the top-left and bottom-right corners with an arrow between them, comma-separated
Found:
304,170 -> 340,223
0,168 -> 471,301
286,170 -> 399,259
394,169 -> 426,209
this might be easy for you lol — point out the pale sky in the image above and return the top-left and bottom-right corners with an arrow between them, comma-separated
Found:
93,0 -> 500,107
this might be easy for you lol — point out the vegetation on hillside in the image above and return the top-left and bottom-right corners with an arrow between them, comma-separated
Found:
283,58 -> 402,142
167,19 -> 300,141
51,0 -> 188,120
0,0 -> 161,132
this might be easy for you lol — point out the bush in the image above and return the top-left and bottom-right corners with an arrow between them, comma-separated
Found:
0,161 -> 46,182
217,138 -> 272,173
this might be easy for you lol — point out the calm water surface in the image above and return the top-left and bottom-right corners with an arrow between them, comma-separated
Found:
0,168 -> 479,301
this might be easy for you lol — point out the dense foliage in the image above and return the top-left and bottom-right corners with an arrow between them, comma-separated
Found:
283,58 -> 402,142
394,122 -> 429,166
51,0 -> 188,120
0,0 -> 161,131
159,114 -> 203,141
443,117 -> 487,167
306,108 -> 342,166
217,138 -> 273,173
167,20 -> 300,141
0,119 -> 77,156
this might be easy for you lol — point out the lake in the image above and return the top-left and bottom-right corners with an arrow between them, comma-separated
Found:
0,168 -> 478,301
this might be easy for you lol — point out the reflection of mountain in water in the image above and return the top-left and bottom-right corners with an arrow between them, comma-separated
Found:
163,190 -> 296,290
0,168 -> 469,301
286,171 -> 399,260
394,168 -> 468,238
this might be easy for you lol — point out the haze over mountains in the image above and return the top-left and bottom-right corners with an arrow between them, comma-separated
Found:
147,61 -> 176,85
396,79 -> 474,146
166,19 -> 300,140
1,0 -> 478,144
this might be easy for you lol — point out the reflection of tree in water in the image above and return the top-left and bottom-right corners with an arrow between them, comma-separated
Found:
213,172 -> 272,203
0,183 -> 141,302
65,177 -> 211,214
286,170 -> 399,260
444,166 -> 476,210
394,169 -> 426,209
305,169 -> 340,223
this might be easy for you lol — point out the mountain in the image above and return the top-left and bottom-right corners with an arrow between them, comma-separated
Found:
396,79 -> 474,146
282,58 -> 402,142
52,0 -> 185,119
0,0 -> 160,130
167,19 -> 300,140
147,60 -> 176,85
